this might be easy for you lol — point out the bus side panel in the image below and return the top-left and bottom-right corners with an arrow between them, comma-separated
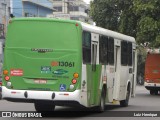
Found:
119,66 -> 129,100
80,64 -> 102,107
91,65 -> 102,106
100,65 -> 110,103
80,64 -> 88,107
106,65 -> 115,102
87,65 -> 102,107
131,49 -> 137,97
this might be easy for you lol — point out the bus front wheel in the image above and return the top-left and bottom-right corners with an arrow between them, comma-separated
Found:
34,101 -> 55,112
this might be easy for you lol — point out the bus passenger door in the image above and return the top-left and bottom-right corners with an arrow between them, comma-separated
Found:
90,33 -> 100,105
113,40 -> 121,100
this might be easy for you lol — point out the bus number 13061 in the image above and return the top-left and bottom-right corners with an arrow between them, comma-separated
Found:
51,61 -> 75,67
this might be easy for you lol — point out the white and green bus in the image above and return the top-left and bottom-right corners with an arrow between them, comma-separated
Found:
2,18 -> 137,112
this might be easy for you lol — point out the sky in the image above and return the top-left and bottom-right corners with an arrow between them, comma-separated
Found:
83,0 -> 91,4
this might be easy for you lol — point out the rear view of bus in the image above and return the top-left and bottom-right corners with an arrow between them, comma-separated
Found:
2,18 -> 82,111
144,53 -> 160,95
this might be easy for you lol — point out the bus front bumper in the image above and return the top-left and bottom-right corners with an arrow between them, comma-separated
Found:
2,86 -> 81,103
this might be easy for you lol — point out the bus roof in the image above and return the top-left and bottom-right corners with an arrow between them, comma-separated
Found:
10,17 -> 77,24
81,22 -> 135,43
10,18 -> 135,43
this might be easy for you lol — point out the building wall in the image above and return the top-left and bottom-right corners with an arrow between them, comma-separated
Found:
12,0 -> 53,17
12,0 -> 23,17
0,0 -> 10,63
23,1 -> 53,17
0,0 -> 10,23
51,0 -> 89,22
0,0 -> 10,32
0,0 -> 10,65
34,0 -> 53,8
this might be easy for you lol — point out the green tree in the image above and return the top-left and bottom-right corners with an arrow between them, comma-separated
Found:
90,0 -> 160,47
118,0 -> 138,38
133,0 -> 160,47
90,0 -> 137,36
90,0 -> 120,31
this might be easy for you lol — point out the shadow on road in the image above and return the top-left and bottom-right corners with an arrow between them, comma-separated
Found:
136,92 -> 160,98
40,104 -> 121,118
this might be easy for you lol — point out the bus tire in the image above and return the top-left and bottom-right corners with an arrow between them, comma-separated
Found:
154,90 -> 158,95
97,88 -> 106,112
120,85 -> 130,107
150,90 -> 154,95
34,101 -> 55,112
0,92 -> 2,100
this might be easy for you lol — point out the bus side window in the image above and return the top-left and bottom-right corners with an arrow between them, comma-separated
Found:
121,41 -> 128,66
121,41 -> 132,66
128,42 -> 133,66
83,31 -> 91,64
99,35 -> 108,65
108,37 -> 114,65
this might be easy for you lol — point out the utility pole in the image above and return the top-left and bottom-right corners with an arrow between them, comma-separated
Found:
64,0 -> 73,14
0,0 -> 9,64
1,1 -> 6,35
64,0 -> 75,14
5,0 -> 7,33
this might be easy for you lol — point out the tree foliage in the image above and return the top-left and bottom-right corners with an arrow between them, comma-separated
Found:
90,0 -> 120,31
90,0 -> 160,47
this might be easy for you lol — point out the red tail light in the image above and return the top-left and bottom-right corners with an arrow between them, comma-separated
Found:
5,76 -> 10,81
72,79 -> 77,84
75,23 -> 79,26
0,82 -> 2,86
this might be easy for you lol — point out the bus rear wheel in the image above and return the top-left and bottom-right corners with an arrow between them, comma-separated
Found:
150,90 -> 158,95
120,85 -> 130,107
96,88 -> 106,112
34,101 -> 55,112
155,90 -> 158,95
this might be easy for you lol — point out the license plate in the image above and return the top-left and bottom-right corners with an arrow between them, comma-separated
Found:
34,79 -> 47,84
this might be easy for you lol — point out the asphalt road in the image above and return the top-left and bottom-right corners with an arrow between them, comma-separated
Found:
0,85 -> 160,119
